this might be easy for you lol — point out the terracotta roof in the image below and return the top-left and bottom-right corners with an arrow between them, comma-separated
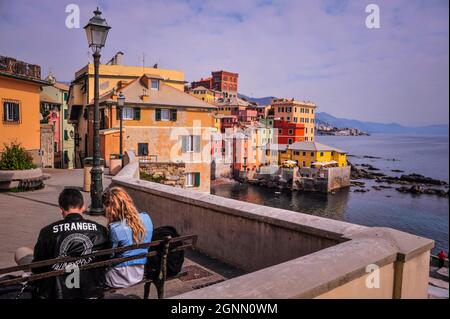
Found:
53,82 -> 69,91
288,142 -> 346,153
97,74 -> 216,109
215,97 -> 250,107
40,92 -> 61,104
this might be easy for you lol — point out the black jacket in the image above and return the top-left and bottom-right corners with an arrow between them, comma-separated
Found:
32,213 -> 109,299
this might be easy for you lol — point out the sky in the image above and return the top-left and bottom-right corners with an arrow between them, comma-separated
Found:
0,0 -> 448,126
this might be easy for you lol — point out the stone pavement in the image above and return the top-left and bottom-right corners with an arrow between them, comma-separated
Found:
0,169 -> 243,298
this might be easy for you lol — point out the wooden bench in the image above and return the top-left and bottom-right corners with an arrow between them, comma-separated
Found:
0,234 -> 197,299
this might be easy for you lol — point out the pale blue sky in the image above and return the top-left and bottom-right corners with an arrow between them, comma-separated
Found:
0,0 -> 448,126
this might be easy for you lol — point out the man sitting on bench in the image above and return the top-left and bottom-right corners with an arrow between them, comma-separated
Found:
17,188 -> 109,299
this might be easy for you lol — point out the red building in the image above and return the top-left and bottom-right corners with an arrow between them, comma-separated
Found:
192,70 -> 239,98
273,120 -> 305,145
220,115 -> 239,133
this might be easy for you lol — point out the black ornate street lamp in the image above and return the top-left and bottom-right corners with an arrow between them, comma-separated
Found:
84,7 -> 110,215
117,92 -> 125,168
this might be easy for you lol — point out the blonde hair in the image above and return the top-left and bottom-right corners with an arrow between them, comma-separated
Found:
102,187 -> 146,243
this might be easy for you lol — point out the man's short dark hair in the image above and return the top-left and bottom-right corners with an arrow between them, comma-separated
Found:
58,188 -> 84,211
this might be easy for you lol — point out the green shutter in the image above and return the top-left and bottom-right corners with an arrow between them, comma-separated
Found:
194,136 -> 201,153
133,107 -> 141,120
194,172 -> 200,187
13,103 -> 20,122
155,108 -> 161,121
116,108 -> 121,120
170,109 -> 177,121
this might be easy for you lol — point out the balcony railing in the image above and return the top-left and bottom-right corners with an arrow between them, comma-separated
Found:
0,55 -> 41,80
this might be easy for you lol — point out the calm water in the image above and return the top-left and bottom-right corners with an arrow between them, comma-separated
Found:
211,134 -> 449,254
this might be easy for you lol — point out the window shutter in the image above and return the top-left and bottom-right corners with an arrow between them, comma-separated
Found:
116,108 -> 120,120
13,103 -> 20,122
194,172 -> 200,187
194,136 -> 201,153
133,107 -> 141,120
170,109 -> 177,121
155,108 -> 161,121
3,103 -> 6,121
181,136 -> 187,153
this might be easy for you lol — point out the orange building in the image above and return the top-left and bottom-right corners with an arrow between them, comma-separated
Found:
271,98 -> 317,141
69,68 -> 216,193
0,55 -> 48,165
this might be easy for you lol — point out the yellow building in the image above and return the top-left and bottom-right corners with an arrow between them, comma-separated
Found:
0,56 -> 48,165
68,54 -> 186,164
188,86 -> 216,103
271,98 -> 317,142
69,68 -> 216,193
286,141 -> 347,168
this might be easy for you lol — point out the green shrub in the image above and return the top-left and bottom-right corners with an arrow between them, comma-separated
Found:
0,143 -> 36,170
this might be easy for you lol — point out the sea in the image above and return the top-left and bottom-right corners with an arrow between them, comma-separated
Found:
211,134 -> 449,254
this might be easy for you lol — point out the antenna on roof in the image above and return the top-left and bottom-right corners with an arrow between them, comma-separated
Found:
142,52 -> 146,72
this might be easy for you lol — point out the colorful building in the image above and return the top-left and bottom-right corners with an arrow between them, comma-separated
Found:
188,86 -> 216,103
271,98 -> 316,142
41,76 -> 74,168
69,70 -> 216,193
286,142 -> 347,168
0,55 -> 48,166
273,120 -> 305,145
68,53 -> 186,167
191,70 -> 239,98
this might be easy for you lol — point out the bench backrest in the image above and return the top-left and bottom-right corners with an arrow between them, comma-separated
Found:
0,234 -> 197,287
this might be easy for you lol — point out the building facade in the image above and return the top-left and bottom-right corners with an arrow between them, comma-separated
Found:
271,98 -> 316,142
191,70 -> 239,98
69,67 -> 215,193
41,77 -> 74,168
0,55 -> 48,166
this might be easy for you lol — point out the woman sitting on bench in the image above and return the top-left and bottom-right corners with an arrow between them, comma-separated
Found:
102,187 -> 154,288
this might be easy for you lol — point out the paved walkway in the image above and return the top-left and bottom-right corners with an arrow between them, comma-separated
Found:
0,169 -> 242,298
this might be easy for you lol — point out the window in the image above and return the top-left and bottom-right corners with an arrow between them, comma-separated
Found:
123,107 -> 134,120
186,172 -> 200,187
64,130 -> 69,140
287,117 -> 291,121
54,142 -> 58,153
320,152 -> 324,156
288,138 -> 293,144
3,101 -> 20,123
293,117 -> 298,123
311,152 -> 314,156
294,151 -> 300,156
278,129 -> 282,134
182,135 -> 201,153
288,129 -> 293,135
64,108 -> 69,120
138,143 -> 149,156
305,128 -> 308,134
155,108 -> 176,121
63,92 -> 68,102
303,161 -> 306,167
151,79 -> 159,90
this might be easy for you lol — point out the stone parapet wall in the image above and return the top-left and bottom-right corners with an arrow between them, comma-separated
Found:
113,160 -> 434,299
140,162 -> 186,187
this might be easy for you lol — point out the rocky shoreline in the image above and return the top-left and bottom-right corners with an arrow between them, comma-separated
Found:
349,161 -> 449,197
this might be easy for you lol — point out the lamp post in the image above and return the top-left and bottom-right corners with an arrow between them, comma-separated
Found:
117,92 -> 125,168
84,7 -> 111,215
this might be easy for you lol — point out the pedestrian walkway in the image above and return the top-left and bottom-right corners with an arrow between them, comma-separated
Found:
0,169 -> 242,298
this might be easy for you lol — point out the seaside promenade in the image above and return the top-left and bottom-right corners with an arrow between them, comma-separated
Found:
0,169 -> 241,298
